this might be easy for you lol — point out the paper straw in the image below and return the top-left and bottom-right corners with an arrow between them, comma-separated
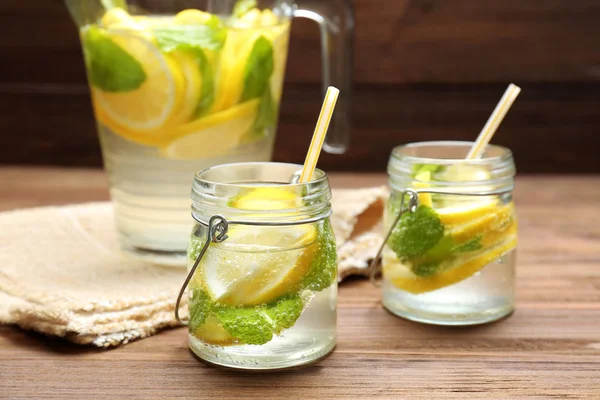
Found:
298,86 -> 340,183
466,83 -> 521,159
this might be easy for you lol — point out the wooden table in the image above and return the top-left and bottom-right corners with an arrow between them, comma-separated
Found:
1,167 -> 599,399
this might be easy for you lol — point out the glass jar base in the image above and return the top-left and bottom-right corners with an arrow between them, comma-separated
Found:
382,294 -> 514,326
188,333 -> 336,370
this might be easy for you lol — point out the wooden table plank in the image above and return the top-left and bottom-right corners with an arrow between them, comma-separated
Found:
1,168 -> 599,399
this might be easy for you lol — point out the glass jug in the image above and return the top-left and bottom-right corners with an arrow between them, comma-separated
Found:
64,0 -> 353,265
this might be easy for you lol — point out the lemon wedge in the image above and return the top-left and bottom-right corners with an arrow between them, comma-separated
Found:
161,99 -> 259,159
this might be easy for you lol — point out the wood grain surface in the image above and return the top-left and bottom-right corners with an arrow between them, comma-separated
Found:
1,167 -> 599,399
1,0 -> 599,172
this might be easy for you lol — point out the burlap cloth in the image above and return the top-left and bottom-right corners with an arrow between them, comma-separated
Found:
0,187 -> 387,347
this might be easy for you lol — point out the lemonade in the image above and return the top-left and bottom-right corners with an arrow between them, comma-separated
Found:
186,162 -> 337,369
78,3 -> 291,261
382,142 -> 518,325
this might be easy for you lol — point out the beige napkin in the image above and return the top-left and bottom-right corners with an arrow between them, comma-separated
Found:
0,187 -> 388,347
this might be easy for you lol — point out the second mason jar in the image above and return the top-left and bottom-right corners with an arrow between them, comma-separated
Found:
382,141 -> 518,325
185,162 -> 337,369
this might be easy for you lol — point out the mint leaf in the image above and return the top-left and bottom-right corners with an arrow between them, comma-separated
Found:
82,26 -> 146,92
215,306 -> 273,345
412,261 -> 443,277
191,50 -> 215,118
265,294 -> 304,331
203,14 -> 224,30
189,288 -> 213,332
213,293 -> 304,345
246,86 -> 277,139
452,235 -> 483,253
188,234 -> 206,261
233,0 -> 257,17
388,205 -> 444,259
412,164 -> 445,178
419,235 -> 454,260
299,220 -> 337,292
240,36 -> 274,102
154,24 -> 226,52
407,234 -> 482,278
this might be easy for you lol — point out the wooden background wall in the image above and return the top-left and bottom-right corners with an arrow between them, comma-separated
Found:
1,0 -> 599,173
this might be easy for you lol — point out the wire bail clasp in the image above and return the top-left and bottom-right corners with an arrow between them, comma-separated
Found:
369,189 -> 420,286
174,215 -> 229,325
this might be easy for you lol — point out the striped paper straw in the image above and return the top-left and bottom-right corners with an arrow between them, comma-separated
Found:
299,86 -> 340,183
466,83 -> 521,159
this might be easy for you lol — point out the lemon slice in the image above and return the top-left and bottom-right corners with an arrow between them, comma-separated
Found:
197,187 -> 317,306
385,233 -> 517,294
267,22 -> 289,102
449,202 -> 515,243
211,30 -> 270,113
229,186 -> 300,210
192,315 -> 235,345
100,9 -> 155,40
425,164 -> 499,225
101,8 -> 136,27
93,29 -> 183,133
231,8 -> 263,28
200,223 -> 317,306
168,50 -> 202,125
439,164 -> 492,182
174,9 -> 213,25
161,99 -> 259,159
413,170 -> 433,207
261,9 -> 279,26
436,200 -> 499,226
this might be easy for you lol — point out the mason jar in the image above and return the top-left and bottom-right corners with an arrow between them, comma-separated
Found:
382,141 -> 517,325
184,162 -> 337,369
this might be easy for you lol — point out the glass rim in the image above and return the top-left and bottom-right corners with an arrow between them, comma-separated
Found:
191,162 -> 332,221
390,141 -> 513,165
194,161 -> 328,189
387,141 -> 516,190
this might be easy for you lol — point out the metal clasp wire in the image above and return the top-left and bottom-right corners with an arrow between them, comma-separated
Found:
174,210 -> 333,325
368,186 -> 514,287
369,189 -> 419,287
174,215 -> 229,325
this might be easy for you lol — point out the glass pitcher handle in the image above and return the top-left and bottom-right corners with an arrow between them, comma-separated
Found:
293,0 -> 354,154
